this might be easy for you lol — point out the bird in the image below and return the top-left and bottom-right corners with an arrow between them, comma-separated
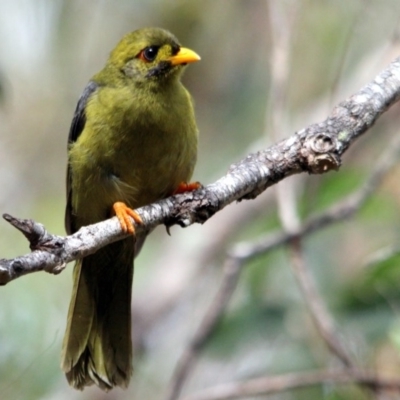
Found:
61,27 -> 200,391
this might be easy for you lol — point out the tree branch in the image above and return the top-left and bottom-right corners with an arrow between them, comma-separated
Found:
289,238 -> 354,366
181,369 -> 400,400
1,56 -> 400,286
232,131 -> 400,261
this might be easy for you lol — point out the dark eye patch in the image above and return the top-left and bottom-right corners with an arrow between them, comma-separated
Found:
171,44 -> 180,56
146,61 -> 171,78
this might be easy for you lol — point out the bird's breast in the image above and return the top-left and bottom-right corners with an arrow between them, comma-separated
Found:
69,84 -> 197,223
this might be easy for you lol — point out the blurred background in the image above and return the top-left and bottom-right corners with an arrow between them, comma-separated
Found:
1,0 -> 400,399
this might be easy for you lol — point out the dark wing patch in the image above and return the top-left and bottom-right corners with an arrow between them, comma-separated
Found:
68,81 -> 98,144
65,81 -> 98,234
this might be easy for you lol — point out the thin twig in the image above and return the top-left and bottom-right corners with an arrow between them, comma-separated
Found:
266,0 -> 299,138
181,369 -> 400,400
267,0 -> 302,233
289,237 -> 353,366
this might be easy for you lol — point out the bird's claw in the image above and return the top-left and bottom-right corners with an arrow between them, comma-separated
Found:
113,202 -> 143,234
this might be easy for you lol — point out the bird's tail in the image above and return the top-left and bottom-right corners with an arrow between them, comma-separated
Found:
61,238 -> 134,391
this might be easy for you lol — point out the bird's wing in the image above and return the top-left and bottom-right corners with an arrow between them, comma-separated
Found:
65,81 -> 99,234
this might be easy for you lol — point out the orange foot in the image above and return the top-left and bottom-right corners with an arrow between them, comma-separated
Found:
113,202 -> 143,234
173,181 -> 202,195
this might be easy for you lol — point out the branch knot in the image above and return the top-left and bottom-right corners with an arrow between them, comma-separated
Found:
302,132 -> 341,174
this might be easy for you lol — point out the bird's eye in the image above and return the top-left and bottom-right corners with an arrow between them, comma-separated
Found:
139,46 -> 159,62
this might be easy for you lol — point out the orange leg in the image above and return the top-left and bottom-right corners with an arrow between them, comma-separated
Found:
112,202 -> 143,234
173,181 -> 202,195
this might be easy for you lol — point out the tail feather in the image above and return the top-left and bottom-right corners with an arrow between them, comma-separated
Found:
61,239 -> 134,390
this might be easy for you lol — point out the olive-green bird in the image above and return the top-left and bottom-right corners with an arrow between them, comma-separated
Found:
61,27 -> 200,391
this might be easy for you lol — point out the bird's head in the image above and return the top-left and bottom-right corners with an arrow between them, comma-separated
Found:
105,27 -> 200,86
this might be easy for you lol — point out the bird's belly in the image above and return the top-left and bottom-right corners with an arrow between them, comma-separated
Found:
108,146 -> 192,207
105,119 -> 196,207
70,131 -> 195,226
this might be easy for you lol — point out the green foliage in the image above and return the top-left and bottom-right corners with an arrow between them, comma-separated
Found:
207,301 -> 286,357
304,169 -> 365,214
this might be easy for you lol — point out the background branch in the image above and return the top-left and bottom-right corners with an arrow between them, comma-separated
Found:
182,369 -> 400,400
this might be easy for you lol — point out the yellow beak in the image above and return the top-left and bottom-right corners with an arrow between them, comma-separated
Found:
169,47 -> 201,66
